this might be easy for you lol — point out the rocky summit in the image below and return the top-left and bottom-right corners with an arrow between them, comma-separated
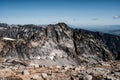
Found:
0,23 -> 120,80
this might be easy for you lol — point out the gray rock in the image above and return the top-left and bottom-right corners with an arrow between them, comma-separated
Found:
86,67 -> 110,76
31,75 -> 43,80
34,64 -> 39,68
114,72 -> 120,76
41,73 -> 48,78
106,75 -> 118,80
22,70 -> 30,75
84,74 -> 92,80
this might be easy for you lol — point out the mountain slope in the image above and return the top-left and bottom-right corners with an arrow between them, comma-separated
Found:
0,23 -> 119,66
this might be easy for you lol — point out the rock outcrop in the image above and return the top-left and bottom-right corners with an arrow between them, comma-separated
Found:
0,23 -> 120,66
0,61 -> 120,80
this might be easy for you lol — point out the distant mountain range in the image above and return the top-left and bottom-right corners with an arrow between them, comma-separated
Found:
70,25 -> 120,36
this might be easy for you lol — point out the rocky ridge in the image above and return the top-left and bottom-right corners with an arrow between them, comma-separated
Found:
0,23 -> 120,80
0,23 -> 120,66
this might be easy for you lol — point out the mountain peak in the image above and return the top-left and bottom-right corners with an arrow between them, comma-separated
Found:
0,23 -> 119,66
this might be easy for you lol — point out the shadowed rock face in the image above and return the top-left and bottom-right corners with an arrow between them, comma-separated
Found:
0,23 -> 119,66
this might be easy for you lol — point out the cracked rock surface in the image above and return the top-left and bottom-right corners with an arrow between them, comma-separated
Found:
0,23 -> 119,66
0,23 -> 120,79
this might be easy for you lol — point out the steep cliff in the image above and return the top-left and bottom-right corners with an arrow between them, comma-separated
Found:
0,23 -> 119,66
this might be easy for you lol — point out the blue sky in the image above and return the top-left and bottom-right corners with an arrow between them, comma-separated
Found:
0,0 -> 120,25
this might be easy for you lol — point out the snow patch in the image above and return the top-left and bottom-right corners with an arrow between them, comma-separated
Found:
3,37 -> 15,41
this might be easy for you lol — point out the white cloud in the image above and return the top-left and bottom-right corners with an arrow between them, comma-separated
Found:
113,16 -> 120,19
